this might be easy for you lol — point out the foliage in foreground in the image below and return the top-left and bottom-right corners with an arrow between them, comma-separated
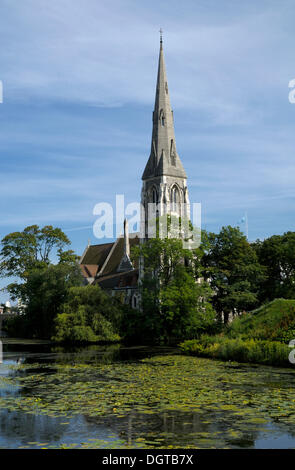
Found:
0,224 -> 84,339
5,262 -> 83,339
179,336 -> 290,367
3,224 -> 295,346
52,285 -> 121,343
180,299 -> 295,367
130,236 -> 217,343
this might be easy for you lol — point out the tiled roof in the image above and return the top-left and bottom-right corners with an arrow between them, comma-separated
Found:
80,264 -> 99,278
100,234 -> 140,276
79,234 -> 140,288
80,242 -> 114,267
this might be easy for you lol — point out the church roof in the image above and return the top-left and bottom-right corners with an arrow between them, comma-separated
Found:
79,234 -> 140,284
80,264 -> 99,278
142,38 -> 187,180
100,234 -> 140,276
80,242 -> 114,267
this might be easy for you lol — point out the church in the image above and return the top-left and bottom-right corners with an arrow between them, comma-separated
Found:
79,36 -> 190,308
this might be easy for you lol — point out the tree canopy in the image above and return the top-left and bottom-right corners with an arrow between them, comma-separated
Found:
130,237 -> 216,342
22,262 -> 83,339
0,225 -> 82,339
0,224 -> 77,301
203,226 -> 265,321
3,223 -> 295,343
0,225 -> 73,280
254,231 -> 295,302
53,285 -> 121,343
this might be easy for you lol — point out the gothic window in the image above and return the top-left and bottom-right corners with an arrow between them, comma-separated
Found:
152,187 -> 158,204
171,185 -> 180,212
170,139 -> 176,166
159,109 -> 165,126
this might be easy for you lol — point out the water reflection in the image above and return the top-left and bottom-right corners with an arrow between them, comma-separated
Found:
0,340 -> 295,449
0,405 -> 260,449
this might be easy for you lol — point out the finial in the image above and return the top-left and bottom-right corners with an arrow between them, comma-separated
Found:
123,218 -> 130,257
159,28 -> 163,45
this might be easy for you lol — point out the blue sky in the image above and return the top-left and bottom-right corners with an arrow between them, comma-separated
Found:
1,0 -> 295,302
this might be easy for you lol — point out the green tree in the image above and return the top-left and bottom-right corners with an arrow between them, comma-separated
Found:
17,262 -> 83,339
0,225 -> 73,298
131,237 -> 216,343
203,226 -> 265,322
0,225 -> 82,338
254,231 -> 295,302
53,285 -> 121,343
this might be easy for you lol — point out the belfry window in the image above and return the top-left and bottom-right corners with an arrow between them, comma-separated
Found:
152,188 -> 158,204
171,186 -> 179,212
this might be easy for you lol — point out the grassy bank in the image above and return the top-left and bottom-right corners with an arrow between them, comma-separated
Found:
227,299 -> 295,343
180,336 -> 290,366
180,299 -> 295,367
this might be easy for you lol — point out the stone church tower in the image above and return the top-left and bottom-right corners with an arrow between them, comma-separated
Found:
141,35 -> 190,239
79,36 -> 193,308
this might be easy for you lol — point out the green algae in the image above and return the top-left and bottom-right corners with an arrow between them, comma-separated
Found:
2,354 -> 295,448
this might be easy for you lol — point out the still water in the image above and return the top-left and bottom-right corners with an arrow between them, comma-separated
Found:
0,339 -> 295,449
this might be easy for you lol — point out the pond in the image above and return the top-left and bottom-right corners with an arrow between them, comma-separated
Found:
0,339 -> 295,449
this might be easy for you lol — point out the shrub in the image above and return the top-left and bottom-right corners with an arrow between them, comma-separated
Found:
179,336 -> 290,367
52,285 -> 121,344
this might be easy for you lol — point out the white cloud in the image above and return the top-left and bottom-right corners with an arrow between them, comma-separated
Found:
1,0 -> 294,123
1,0 -> 295,244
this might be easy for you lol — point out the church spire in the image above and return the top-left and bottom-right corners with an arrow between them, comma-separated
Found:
142,35 -> 187,180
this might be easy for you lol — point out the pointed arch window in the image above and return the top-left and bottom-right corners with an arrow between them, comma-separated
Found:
170,139 -> 176,166
152,187 -> 158,204
171,185 -> 180,212
159,109 -> 165,126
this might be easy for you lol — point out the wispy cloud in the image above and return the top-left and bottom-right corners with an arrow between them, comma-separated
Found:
1,0 -> 295,302
1,0 -> 294,117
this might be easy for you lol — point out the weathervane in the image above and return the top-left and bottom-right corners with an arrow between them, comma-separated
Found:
159,28 -> 163,44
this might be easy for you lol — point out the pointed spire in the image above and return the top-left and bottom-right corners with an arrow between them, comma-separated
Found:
123,218 -> 130,257
117,218 -> 133,272
159,28 -> 163,46
142,36 -> 187,180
